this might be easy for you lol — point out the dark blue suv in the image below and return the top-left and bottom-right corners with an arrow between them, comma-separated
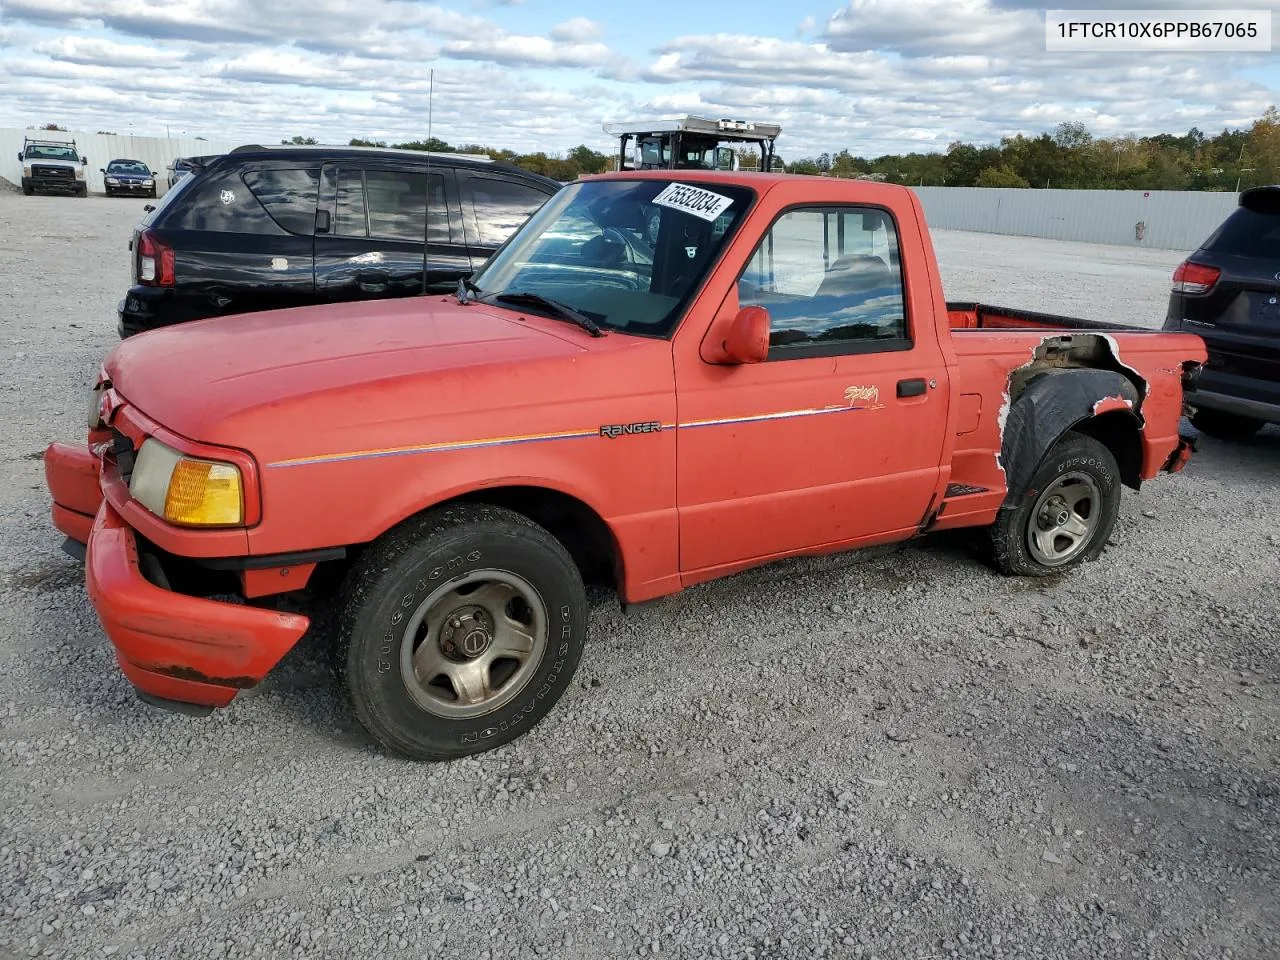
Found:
117,144 -> 561,337
1164,185 -> 1280,440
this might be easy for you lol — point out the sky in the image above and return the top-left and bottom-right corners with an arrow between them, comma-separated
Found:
0,0 -> 1276,159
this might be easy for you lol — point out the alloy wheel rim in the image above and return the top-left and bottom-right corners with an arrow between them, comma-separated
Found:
399,569 -> 548,719
1026,471 -> 1101,567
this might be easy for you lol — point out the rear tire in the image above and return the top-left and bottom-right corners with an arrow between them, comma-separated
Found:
1190,408 -> 1264,441
338,504 -> 587,761
986,431 -> 1121,576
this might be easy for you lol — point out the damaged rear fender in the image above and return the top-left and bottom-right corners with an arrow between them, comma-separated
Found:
997,368 -> 1144,504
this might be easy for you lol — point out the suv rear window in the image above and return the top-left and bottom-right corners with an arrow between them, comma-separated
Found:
1204,208 -> 1280,258
242,168 -> 320,235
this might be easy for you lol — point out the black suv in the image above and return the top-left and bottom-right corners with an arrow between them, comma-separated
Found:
1165,185 -> 1280,439
117,145 -> 561,337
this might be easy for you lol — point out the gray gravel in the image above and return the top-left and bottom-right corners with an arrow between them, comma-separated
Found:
1,193 -> 1277,960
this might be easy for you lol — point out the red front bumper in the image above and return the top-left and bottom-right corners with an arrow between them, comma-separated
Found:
46,441 -> 311,710
45,440 -> 102,544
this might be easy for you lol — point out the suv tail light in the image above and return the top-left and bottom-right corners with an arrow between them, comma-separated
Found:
136,229 -> 175,287
1171,260 -> 1220,295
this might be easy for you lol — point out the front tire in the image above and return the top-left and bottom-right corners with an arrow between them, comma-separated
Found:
1191,408 -> 1264,441
338,504 -> 587,760
986,431 -> 1121,576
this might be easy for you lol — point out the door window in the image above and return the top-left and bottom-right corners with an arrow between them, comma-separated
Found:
331,168 -> 450,242
241,167 -> 320,235
462,175 -> 552,246
738,206 -> 910,356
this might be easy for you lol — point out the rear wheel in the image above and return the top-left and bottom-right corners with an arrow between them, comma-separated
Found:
1190,408 -> 1264,441
986,431 -> 1121,576
338,504 -> 587,760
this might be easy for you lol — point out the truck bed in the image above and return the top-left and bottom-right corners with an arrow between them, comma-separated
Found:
947,302 -> 1157,334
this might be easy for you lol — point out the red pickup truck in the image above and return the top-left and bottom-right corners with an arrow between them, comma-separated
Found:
44,171 -> 1207,761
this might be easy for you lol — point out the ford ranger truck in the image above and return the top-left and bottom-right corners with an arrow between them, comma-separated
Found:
44,171 -> 1207,761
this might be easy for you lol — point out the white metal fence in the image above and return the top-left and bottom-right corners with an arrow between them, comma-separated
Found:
912,186 -> 1240,252
0,127 -> 246,197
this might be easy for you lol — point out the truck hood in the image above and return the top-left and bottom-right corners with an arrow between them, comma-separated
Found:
106,297 -> 591,446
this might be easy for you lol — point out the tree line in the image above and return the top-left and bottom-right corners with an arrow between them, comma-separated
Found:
780,107 -> 1279,191
281,106 -> 1279,190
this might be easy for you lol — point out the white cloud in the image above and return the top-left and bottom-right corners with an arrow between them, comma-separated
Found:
443,34 -> 610,68
550,17 -> 602,43
33,35 -> 187,67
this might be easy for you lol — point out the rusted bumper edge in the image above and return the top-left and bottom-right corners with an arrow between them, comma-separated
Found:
1161,418 -> 1200,474
85,502 -> 310,711
45,440 -> 103,547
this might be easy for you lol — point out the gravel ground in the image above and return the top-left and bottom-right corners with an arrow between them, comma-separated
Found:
1,194 -> 1277,960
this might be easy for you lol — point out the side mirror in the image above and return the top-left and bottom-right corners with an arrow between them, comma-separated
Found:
721,306 -> 770,364
99,168 -> 106,174
81,156 -> 87,165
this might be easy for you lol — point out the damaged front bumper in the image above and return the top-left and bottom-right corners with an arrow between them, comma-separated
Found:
85,502 -> 311,711
44,440 -> 311,713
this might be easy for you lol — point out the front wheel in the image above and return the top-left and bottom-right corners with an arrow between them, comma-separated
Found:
986,431 -> 1121,576
338,504 -> 587,760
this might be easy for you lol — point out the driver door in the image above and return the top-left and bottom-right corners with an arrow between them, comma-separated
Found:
674,203 -> 949,573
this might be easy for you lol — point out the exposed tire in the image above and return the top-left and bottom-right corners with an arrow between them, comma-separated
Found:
338,503 -> 587,761
22,185 -> 33,196
986,430 -> 1121,577
1190,408 -> 1264,441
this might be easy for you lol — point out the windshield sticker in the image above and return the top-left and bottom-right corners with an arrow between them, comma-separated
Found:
651,183 -> 734,222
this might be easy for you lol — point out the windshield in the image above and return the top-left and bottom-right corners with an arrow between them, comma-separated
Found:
108,161 -> 150,175
25,145 -> 78,161
469,178 -> 755,337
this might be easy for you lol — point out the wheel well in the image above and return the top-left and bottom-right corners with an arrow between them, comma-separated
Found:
453,486 -> 621,590
1073,411 -> 1143,490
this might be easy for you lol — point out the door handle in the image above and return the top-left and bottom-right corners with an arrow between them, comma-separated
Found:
897,378 -> 928,398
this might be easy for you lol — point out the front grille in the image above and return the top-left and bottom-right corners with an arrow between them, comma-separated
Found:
32,165 -> 74,180
111,429 -> 136,485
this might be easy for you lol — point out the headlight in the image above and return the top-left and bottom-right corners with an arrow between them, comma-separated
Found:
75,167 -> 85,180
142,179 -> 154,186
129,438 -> 244,527
22,164 -> 31,177
105,177 -> 119,185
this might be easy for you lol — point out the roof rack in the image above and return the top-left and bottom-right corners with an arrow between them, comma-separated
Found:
602,116 -> 782,139
229,143 -> 494,162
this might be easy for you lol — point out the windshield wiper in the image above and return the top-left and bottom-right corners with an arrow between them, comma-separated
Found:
490,292 -> 605,338
455,276 -> 482,305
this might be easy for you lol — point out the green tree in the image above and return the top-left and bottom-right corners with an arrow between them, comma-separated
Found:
1246,105 -> 1280,184
567,144 -> 608,174
974,165 -> 1030,188
282,135 -> 318,145
393,137 -> 453,152
349,137 -> 387,147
